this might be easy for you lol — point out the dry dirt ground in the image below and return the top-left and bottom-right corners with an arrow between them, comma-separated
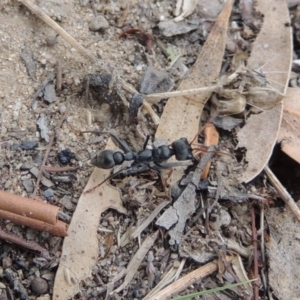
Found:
0,1 -> 300,300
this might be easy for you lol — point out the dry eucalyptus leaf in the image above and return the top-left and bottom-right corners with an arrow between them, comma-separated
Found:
265,207 -> 300,299
112,230 -> 159,294
277,87 -> 300,164
154,0 -> 233,187
53,139 -> 127,300
236,0 -> 292,183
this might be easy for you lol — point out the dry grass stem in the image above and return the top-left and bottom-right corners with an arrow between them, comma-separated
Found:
20,0 -> 97,63
145,85 -> 217,104
142,101 -> 160,125
264,166 -> 300,222
147,256 -> 235,300
0,228 -> 50,259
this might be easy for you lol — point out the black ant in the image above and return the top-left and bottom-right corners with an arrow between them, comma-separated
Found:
82,131 -> 225,192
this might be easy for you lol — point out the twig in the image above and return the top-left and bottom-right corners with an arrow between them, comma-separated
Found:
264,166 -> 300,222
145,85 -> 217,104
146,256 -> 235,300
0,228 -> 50,259
19,0 -> 97,63
201,123 -> 219,179
251,206 -> 259,300
43,166 -> 79,172
56,60 -> 62,91
0,209 -> 67,236
32,109 -> 69,198
142,101 -> 160,125
117,2 -> 129,27
0,190 -> 59,225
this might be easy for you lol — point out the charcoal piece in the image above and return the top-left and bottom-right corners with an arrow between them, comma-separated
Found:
11,143 -> 21,151
87,73 -> 125,121
20,46 -> 36,80
57,149 -> 75,164
21,140 -> 38,150
129,93 -> 145,122
140,66 -> 173,95
88,73 -> 111,92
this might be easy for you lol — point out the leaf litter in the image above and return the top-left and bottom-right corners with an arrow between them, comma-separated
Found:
0,0 -> 299,299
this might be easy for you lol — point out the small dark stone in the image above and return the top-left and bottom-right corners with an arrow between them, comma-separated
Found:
88,73 -> 111,91
140,66 -> 173,95
198,179 -> 210,190
11,143 -> 21,151
42,188 -> 54,198
57,149 -> 75,164
22,179 -> 34,193
21,141 -> 38,150
30,277 -> 48,295
20,161 -> 34,170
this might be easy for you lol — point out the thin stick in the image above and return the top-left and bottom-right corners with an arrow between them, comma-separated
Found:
32,109 -> 69,198
142,101 -> 160,125
251,206 -> 259,300
201,123 -> 219,179
146,256 -> 235,300
0,228 -> 50,259
264,166 -> 300,222
20,0 -> 97,63
0,209 -> 67,237
145,85 -> 217,103
56,60 -> 62,91
43,166 -> 79,172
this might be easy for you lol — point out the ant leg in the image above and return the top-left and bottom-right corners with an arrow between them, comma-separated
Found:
84,166 -> 132,194
190,123 -> 209,144
142,135 -> 151,150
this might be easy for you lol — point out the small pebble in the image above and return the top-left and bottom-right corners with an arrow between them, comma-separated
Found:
21,141 -> 38,150
31,277 -> 48,295
4,180 -> 12,189
42,189 -> 54,198
20,161 -> 34,170
2,257 -> 12,269
22,178 -> 34,193
80,0 -> 90,6
209,209 -> 231,230
88,15 -> 109,31
59,104 -> 67,114
57,149 -> 75,164
11,143 -> 21,151
45,34 -> 58,47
